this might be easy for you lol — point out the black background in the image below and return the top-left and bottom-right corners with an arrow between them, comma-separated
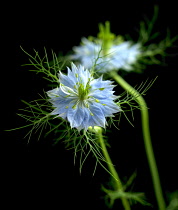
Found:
2,0 -> 178,209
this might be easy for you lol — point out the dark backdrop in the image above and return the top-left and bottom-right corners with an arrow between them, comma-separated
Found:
3,1 -> 178,209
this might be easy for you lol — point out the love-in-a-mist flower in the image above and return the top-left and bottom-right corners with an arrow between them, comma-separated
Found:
47,63 -> 121,131
71,38 -> 141,73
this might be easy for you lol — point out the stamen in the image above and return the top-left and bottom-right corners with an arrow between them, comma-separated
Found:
72,104 -> 77,109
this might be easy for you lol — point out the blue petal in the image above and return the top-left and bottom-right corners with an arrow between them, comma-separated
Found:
67,66 -> 78,84
50,97 -> 77,108
50,98 -> 76,119
78,107 -> 90,130
90,76 -> 113,89
59,72 -> 76,88
89,89 -> 115,100
67,105 -> 85,128
89,104 -> 106,128
97,100 -> 121,117
47,87 -> 63,98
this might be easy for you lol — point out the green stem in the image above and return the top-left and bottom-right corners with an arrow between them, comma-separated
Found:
110,71 -> 166,210
95,127 -> 131,210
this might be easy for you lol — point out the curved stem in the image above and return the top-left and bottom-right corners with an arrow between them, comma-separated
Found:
95,127 -> 131,210
110,71 -> 166,210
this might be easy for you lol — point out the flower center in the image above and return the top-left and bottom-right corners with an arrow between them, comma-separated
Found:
77,83 -> 90,101
97,21 -> 124,56
97,21 -> 115,55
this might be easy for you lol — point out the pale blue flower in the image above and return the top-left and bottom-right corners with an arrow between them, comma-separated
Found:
71,38 -> 102,69
71,38 -> 141,72
47,63 -> 121,131
107,42 -> 141,72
